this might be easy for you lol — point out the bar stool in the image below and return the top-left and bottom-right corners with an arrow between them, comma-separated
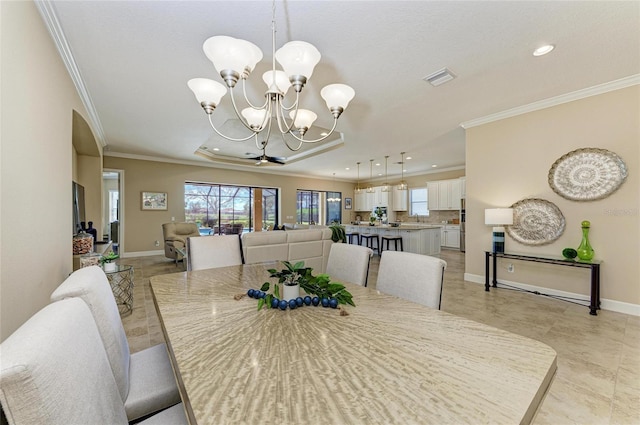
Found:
346,232 -> 360,245
360,234 -> 379,255
381,236 -> 404,252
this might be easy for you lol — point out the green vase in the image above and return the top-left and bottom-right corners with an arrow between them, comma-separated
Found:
577,220 -> 594,261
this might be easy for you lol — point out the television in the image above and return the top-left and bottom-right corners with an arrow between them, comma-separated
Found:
72,181 -> 86,235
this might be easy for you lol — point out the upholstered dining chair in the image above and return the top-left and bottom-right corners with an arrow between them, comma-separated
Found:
186,234 -> 244,271
326,243 -> 374,287
0,298 -> 187,425
376,251 -> 447,310
50,266 -> 181,422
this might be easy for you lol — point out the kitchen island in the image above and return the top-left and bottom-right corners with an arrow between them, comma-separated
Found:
344,224 -> 441,255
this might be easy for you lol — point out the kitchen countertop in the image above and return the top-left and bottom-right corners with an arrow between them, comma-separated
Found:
344,224 -> 445,230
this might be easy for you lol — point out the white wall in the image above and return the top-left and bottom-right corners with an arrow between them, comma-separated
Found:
0,1 -> 97,340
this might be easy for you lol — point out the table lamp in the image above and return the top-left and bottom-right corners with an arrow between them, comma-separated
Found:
485,208 -> 514,253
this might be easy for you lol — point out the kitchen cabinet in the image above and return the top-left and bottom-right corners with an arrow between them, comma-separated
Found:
399,229 -> 421,253
354,191 -> 367,211
392,187 -> 408,211
441,225 -> 460,249
427,182 -> 440,210
428,179 -> 461,210
374,187 -> 389,208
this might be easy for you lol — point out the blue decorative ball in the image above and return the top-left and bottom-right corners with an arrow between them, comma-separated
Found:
329,298 -> 338,309
271,298 -> 280,308
295,297 -> 304,307
312,297 -> 320,306
279,300 -> 288,310
247,289 -> 255,297
304,296 -> 312,306
321,298 -> 329,307
259,291 -> 267,299
288,299 -> 297,309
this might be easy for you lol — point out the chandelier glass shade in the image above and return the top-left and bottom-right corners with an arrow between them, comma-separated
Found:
187,3 -> 355,153
397,152 -> 408,191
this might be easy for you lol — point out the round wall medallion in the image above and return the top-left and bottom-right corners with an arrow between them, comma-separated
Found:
507,198 -> 565,246
548,148 -> 627,201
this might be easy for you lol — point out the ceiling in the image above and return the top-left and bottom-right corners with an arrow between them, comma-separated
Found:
44,1 -> 639,181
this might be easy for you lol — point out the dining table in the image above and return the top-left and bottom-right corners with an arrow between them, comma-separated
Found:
150,263 -> 557,425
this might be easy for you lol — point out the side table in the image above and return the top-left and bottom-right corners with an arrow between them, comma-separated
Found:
104,264 -> 134,315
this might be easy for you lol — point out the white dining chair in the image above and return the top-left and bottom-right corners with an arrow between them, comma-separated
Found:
376,251 -> 447,309
187,234 -> 244,271
0,298 -> 187,425
50,266 -> 181,422
326,243 -> 374,286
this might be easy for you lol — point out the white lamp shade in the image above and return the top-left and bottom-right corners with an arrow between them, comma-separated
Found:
275,41 -> 321,79
485,208 -> 514,226
203,36 -> 256,74
289,109 -> 317,129
187,78 -> 227,105
320,84 -> 356,110
241,107 -> 268,128
262,70 -> 291,95
243,39 -> 263,72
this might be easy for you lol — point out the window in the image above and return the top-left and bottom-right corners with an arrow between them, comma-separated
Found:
296,190 -> 342,225
410,187 -> 429,216
296,191 -> 320,224
185,183 -> 279,232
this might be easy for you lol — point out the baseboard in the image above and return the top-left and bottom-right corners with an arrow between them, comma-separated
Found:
464,273 -> 640,317
121,250 -> 165,258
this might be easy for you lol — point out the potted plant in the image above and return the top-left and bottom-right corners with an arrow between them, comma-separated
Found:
101,251 -> 119,272
328,223 -> 346,243
255,261 -> 355,310
267,261 -> 310,300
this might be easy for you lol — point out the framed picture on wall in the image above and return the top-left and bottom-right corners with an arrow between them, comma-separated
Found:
141,191 -> 167,210
345,197 -> 352,210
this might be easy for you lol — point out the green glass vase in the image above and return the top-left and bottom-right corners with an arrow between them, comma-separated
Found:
577,220 -> 594,261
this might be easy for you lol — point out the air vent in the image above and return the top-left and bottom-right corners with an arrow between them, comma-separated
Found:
423,68 -> 456,87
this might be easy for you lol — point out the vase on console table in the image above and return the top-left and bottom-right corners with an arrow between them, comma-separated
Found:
282,284 -> 300,301
576,220 -> 594,261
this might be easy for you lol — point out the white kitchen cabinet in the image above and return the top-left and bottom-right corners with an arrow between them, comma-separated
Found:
354,191 -> 367,211
375,186 -> 389,208
429,179 -> 461,210
441,225 -> 460,249
460,177 -> 466,199
399,230 -> 421,253
422,228 -> 441,255
392,188 -> 407,211
427,182 -> 439,210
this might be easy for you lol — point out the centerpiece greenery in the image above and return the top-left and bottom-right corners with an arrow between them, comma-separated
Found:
254,261 -> 355,310
100,251 -> 119,265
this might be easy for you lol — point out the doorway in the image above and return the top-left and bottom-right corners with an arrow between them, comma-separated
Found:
103,170 -> 123,254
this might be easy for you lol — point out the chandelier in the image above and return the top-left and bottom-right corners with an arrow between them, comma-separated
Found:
366,159 -> 375,193
355,162 -> 363,193
397,152 -> 408,190
381,155 -> 390,192
187,1 -> 355,154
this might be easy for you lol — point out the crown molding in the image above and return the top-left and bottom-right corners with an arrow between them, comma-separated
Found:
35,0 -> 107,147
460,74 -> 640,129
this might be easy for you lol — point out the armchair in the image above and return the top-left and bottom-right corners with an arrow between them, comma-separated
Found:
162,222 -> 200,261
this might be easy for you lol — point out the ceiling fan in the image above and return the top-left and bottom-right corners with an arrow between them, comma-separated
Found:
245,146 -> 286,166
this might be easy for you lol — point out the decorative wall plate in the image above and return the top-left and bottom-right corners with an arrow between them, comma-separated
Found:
507,198 -> 565,246
548,148 -> 627,201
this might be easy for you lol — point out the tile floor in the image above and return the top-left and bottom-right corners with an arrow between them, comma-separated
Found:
120,249 -> 639,424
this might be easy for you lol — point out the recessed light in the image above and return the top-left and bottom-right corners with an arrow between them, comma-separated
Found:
533,44 -> 555,56
432,164 -> 437,168
377,173 -> 382,176
213,147 -> 220,151
406,156 -> 412,160
320,132 -> 328,136
345,167 -> 350,170
375,163 -> 381,166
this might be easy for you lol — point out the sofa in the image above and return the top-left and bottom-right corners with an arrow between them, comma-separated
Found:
162,222 -> 199,261
241,228 -> 333,273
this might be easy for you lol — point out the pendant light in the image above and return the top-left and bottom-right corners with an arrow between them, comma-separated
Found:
366,159 -> 375,193
397,152 -> 408,191
381,155 -> 390,192
355,162 -> 363,194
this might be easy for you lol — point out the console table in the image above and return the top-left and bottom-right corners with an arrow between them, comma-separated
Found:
485,251 -> 601,315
